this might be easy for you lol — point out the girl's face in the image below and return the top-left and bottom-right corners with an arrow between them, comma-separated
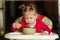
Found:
24,11 -> 37,24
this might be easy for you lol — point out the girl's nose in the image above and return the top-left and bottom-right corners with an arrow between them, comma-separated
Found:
28,19 -> 30,23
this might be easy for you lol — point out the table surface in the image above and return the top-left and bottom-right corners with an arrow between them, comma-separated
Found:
4,32 -> 59,39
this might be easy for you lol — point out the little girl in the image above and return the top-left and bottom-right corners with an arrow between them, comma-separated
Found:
11,4 -> 52,35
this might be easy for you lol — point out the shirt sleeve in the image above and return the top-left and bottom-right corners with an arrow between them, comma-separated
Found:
44,31 -> 49,34
40,21 -> 52,35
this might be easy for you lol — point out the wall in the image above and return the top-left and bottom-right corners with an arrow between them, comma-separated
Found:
58,0 -> 60,23
0,0 -> 4,35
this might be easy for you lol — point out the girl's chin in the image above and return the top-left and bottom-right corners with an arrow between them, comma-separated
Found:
27,23 -> 34,24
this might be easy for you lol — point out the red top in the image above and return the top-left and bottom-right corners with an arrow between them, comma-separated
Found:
11,14 -> 51,35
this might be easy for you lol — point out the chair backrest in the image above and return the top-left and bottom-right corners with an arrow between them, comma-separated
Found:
42,16 -> 53,30
15,16 -> 53,30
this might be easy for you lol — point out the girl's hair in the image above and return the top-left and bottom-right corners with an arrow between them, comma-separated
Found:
18,3 -> 37,13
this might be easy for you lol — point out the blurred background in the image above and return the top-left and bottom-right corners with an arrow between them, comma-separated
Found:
0,0 -> 60,40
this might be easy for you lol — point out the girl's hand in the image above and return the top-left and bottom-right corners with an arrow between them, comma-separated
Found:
41,32 -> 48,35
15,22 -> 21,29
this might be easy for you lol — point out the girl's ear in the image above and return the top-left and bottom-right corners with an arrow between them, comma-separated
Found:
35,14 -> 38,19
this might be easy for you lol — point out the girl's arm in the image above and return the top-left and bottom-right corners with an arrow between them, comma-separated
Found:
40,21 -> 52,35
11,16 -> 26,32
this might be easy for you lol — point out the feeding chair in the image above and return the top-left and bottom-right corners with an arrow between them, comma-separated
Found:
4,15 -> 59,40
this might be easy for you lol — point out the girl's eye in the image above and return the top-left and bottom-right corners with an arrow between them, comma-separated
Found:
25,18 -> 28,19
30,17 -> 33,19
